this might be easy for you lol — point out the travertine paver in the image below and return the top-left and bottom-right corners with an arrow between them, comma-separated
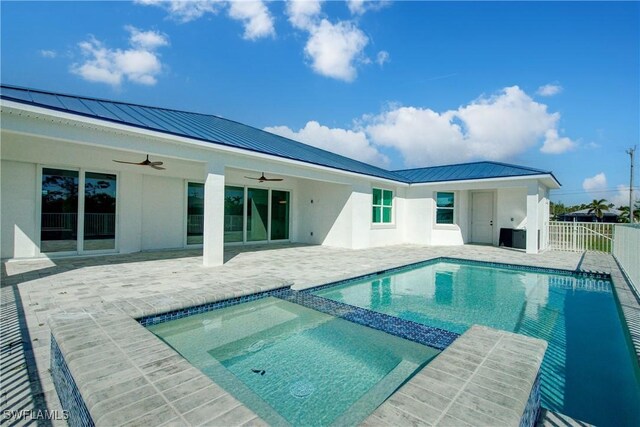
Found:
363,325 -> 547,427
2,244 -> 635,426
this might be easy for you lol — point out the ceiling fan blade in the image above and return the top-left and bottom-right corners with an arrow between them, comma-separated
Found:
150,164 -> 166,170
263,178 -> 283,181
113,160 -> 144,165
148,161 -> 164,166
244,176 -> 260,180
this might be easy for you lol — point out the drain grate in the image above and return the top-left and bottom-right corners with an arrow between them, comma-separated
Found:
290,380 -> 315,399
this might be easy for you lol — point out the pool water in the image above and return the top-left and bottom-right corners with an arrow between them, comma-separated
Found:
314,261 -> 640,427
148,297 -> 439,426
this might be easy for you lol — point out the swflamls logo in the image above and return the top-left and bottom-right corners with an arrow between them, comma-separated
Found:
3,409 -> 69,420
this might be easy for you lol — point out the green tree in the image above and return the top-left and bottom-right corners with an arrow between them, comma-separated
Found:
618,201 -> 640,223
587,199 -> 609,221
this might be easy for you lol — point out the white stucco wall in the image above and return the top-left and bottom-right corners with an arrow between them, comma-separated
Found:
496,187 -> 527,230
0,105 -> 557,260
1,160 -> 38,258
296,180 -> 352,247
141,175 -> 185,250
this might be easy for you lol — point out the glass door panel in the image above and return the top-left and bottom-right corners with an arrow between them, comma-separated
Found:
186,182 -> 204,245
270,190 -> 290,240
224,186 -> 244,243
84,172 -> 117,251
41,168 -> 79,253
247,188 -> 268,241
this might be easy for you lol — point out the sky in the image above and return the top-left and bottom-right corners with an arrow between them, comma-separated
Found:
2,0 -> 639,206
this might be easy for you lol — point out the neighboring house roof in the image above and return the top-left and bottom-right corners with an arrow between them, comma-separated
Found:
562,208 -> 621,217
0,84 -> 559,187
394,161 -> 558,184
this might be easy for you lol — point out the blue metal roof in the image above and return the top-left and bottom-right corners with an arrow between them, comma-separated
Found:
0,84 -> 558,186
0,84 -> 402,182
394,161 -> 557,184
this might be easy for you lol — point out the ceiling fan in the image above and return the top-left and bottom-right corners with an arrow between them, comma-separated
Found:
244,172 -> 283,183
113,155 -> 165,170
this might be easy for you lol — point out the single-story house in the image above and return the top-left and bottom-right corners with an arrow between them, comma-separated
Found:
558,208 -> 621,223
0,85 -> 560,265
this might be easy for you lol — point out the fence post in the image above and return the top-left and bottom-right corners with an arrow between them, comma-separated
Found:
572,221 -> 577,251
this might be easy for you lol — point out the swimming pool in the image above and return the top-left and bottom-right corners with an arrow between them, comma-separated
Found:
312,259 -> 640,427
148,296 -> 439,426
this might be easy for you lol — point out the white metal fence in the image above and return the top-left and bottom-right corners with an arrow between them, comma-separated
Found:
613,224 -> 640,293
42,213 -> 115,236
548,221 -> 614,253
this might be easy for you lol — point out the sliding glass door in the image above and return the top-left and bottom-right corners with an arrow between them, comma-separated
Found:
247,188 -> 268,242
84,172 -> 117,250
186,183 -> 204,245
270,190 -> 290,240
224,186 -> 244,243
219,185 -> 290,244
41,168 -> 79,253
40,167 -> 117,254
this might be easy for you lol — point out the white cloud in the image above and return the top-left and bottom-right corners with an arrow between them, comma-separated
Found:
264,120 -> 389,167
363,86 -> 575,166
285,1 -> 371,82
126,25 -> 169,49
365,107 -> 465,166
537,83 -> 563,97
304,19 -> 368,82
135,0 -> 223,23
137,0 -> 275,40
582,173 -> 634,206
39,49 -> 57,58
376,50 -> 389,66
583,172 -> 608,193
269,86 -> 574,168
540,129 -> 577,154
227,1 -> 275,40
71,26 -> 169,87
611,185 -> 634,207
286,0 -> 323,30
346,0 -> 391,15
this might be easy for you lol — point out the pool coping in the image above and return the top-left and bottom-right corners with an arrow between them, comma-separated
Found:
48,256 -> 631,426
362,325 -> 547,427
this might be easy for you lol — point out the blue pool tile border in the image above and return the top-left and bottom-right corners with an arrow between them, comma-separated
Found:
277,290 -> 459,350
520,372 -> 542,427
51,337 -> 95,427
137,286 -> 291,326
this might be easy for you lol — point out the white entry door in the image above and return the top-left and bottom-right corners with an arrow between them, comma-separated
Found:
471,192 -> 494,244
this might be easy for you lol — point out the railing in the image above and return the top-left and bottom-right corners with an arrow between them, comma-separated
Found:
224,215 -> 244,232
84,213 -> 116,237
41,213 -> 77,232
613,224 -> 640,293
548,221 -> 613,253
187,214 -> 204,234
41,213 -> 115,237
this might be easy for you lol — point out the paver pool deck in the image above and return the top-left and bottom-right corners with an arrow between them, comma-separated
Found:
2,244 -> 638,426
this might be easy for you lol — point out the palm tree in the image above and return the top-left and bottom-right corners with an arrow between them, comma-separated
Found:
587,199 -> 609,221
619,202 -> 640,223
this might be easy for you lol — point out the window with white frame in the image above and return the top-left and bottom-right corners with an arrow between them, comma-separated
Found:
436,192 -> 455,224
372,188 -> 393,224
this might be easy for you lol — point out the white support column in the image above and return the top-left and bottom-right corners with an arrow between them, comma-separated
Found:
526,182 -> 539,254
203,162 -> 225,266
